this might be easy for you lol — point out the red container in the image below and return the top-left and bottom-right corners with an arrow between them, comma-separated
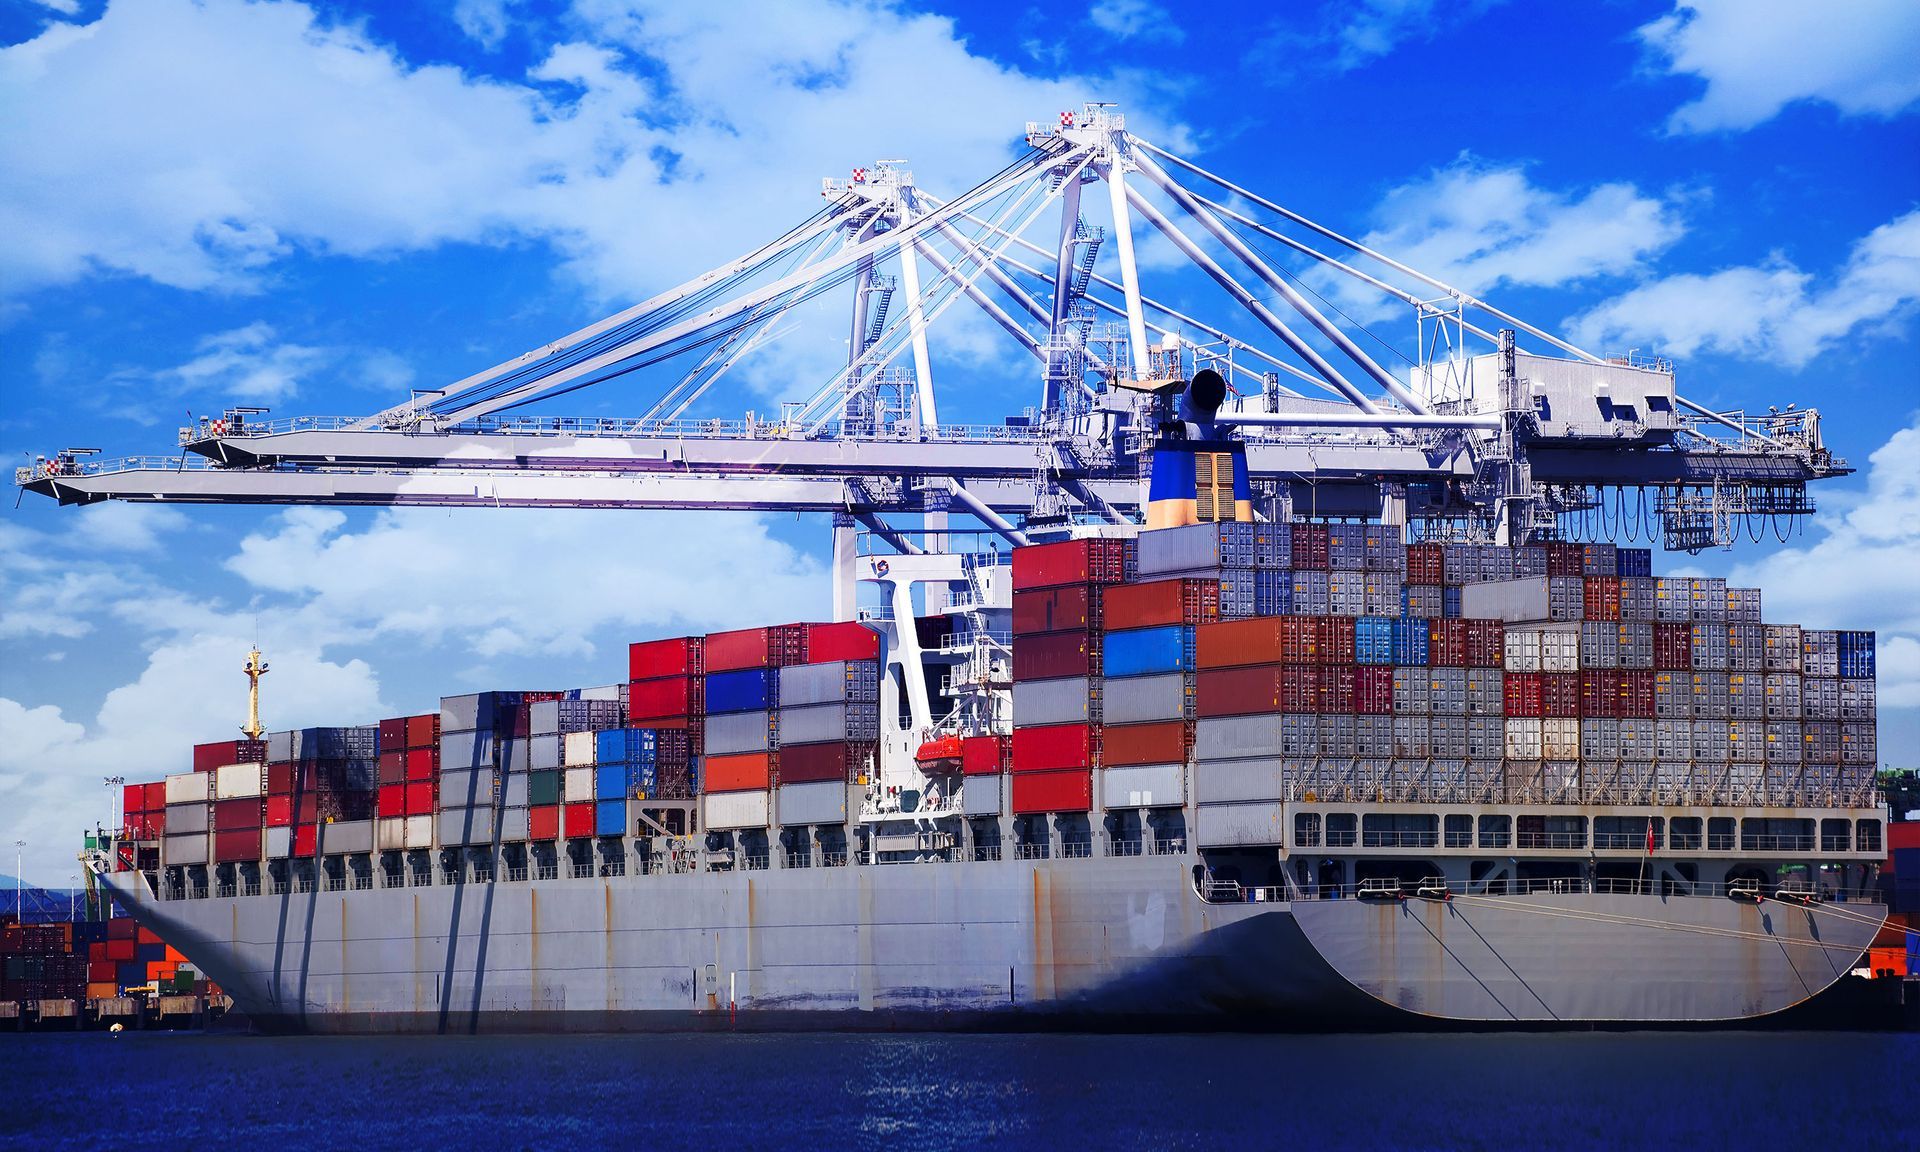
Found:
1406,543 -> 1445,585
1316,664 -> 1356,713
805,621 -> 879,662
705,752 -> 774,792
1546,542 -> 1584,578
1197,618 -> 1283,669
377,750 -> 407,786
1466,620 -> 1506,668
1012,538 -> 1128,592
293,824 -> 317,858
1621,669 -> 1657,718
377,717 -> 408,750
529,805 -> 560,841
404,782 -> 435,816
1542,672 -> 1581,718
212,798 -> 262,832
88,960 -> 114,982
266,763 -> 292,795
377,785 -> 406,818
1428,619 -> 1468,667
1583,577 -> 1622,622
1654,622 -> 1692,670
629,675 -> 703,724
405,747 -> 437,782
1011,723 -> 1099,772
264,795 -> 292,827
1012,585 -> 1099,635
296,794 -> 319,824
777,741 -> 864,785
962,735 -> 1012,776
560,802 -> 593,838
1100,721 -> 1193,767
704,624 -> 807,673
107,918 -> 136,941
122,783 -> 147,817
1102,578 -> 1219,630
1354,666 -> 1394,714
1580,670 -> 1621,718
404,714 -> 439,750
1013,631 -> 1101,681
193,740 -> 242,773
1197,665 -> 1311,717
1010,769 -> 1093,814
105,938 -> 135,961
1290,524 -> 1330,569
1317,617 -> 1357,665
143,781 -> 166,813
1505,672 -> 1544,718
630,636 -> 703,681
214,828 -> 261,864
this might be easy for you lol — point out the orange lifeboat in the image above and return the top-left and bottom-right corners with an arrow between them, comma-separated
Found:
914,734 -> 964,772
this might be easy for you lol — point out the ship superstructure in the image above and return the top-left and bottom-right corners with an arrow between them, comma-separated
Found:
23,107 -> 1892,1030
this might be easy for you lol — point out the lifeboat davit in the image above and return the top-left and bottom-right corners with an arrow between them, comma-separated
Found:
915,735 -> 964,772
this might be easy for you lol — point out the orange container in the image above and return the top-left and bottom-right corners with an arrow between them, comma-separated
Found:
165,946 -> 185,963
704,752 -> 773,792
86,982 -> 118,1000
1100,721 -> 1191,767
1867,947 -> 1908,977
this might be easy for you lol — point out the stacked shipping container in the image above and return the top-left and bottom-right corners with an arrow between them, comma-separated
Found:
1008,538 -> 1131,814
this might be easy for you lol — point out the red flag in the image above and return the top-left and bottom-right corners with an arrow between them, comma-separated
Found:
1646,821 -> 1656,854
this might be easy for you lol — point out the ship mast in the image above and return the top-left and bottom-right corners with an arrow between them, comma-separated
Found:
241,647 -> 269,741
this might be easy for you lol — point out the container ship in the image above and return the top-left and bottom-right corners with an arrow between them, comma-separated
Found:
88,516 -> 1896,1032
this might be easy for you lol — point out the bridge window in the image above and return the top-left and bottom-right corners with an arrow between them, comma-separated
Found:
1326,812 -> 1357,848
1478,814 -> 1511,849
1362,813 -> 1437,848
1294,812 -> 1322,848
1856,820 -> 1881,854
1517,815 -> 1586,850
1707,817 -> 1736,851
1444,814 -> 1473,849
1669,817 -> 1702,851
1594,815 -> 1660,851
1820,819 -> 1851,854
1740,818 -> 1813,852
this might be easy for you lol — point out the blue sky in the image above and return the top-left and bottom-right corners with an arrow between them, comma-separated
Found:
1,0 -> 1917,882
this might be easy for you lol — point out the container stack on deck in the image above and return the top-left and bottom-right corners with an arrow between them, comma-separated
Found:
699,625 -> 806,831
375,712 -> 439,851
774,622 -> 882,828
629,636 -> 706,801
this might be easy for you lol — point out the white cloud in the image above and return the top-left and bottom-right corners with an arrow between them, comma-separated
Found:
1568,209 -> 1920,366
453,0 -> 524,50
1088,0 -> 1183,44
1727,415 -> 1920,707
163,322 -> 328,402
1641,0 -> 1920,132
27,0 -> 81,15
1256,0 -> 1506,75
64,503 -> 193,555
1316,157 -> 1685,322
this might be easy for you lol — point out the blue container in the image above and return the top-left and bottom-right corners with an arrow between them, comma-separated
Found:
116,961 -> 146,986
596,728 -> 658,765
1837,631 -> 1876,679
1907,930 -> 1918,975
705,668 -> 777,713
1392,618 -> 1430,666
594,764 -> 629,802
1216,568 -> 1257,619
1355,617 -> 1394,664
1254,568 -> 1293,616
595,800 -> 627,838
1614,548 -> 1653,578
631,763 -> 657,793
1103,625 -> 1195,678
1442,586 -> 1462,618
136,942 -> 166,963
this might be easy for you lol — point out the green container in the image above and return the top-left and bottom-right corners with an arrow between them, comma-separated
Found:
528,770 -> 561,807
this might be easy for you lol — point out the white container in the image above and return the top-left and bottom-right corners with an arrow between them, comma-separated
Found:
705,710 -> 776,755
1191,757 -> 1285,803
563,730 -> 598,767
165,802 -> 209,834
322,819 -> 374,855
163,832 -> 208,866
264,824 -> 291,858
213,762 -> 264,800
377,816 -> 408,852
563,767 -> 595,804
1505,718 -> 1543,760
1010,679 -> 1098,727
703,790 -> 770,830
776,781 -> 847,826
1102,763 -> 1184,809
1102,674 -> 1189,725
499,806 -> 531,842
1195,801 -> 1284,848
164,770 -> 209,806
1543,717 -> 1580,760
960,774 -> 1003,816
438,806 -> 495,847
404,814 -> 434,849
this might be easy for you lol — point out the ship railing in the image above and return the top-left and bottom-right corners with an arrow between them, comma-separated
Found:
821,851 -> 851,867
410,868 -> 433,887
1706,833 -> 1736,851
294,877 -> 315,894
1741,834 -> 1816,852
1150,837 -> 1187,856
971,845 -> 1002,862
241,879 -> 261,896
569,863 -> 594,879
504,867 -> 528,883
190,882 -> 209,900
439,869 -> 462,885
741,853 -> 770,871
215,883 -> 236,898
1109,839 -> 1145,857
1361,831 -> 1439,848
1326,831 -> 1357,847
1592,833 -> 1651,850
535,864 -> 559,880
324,876 -> 347,892
1514,832 -> 1587,850
783,851 -> 812,869
268,880 -> 289,896
1061,837 -> 1094,859
350,874 -> 372,890
1014,843 -> 1050,861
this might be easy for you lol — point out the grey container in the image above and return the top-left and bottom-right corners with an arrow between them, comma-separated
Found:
438,767 -> 497,808
440,730 -> 496,772
322,819 -> 374,855
165,802 -> 209,835
1728,623 -> 1765,671
1512,544 -> 1548,578
499,736 -> 529,775
1319,713 -> 1357,758
1281,713 -> 1321,757
1727,673 -> 1764,720
1617,622 -> 1654,669
1839,679 -> 1875,721
1363,574 -> 1400,616
530,699 -> 560,736
1729,720 -> 1765,763
440,693 -> 494,733
961,774 -> 1003,816
1763,673 -> 1803,719
1655,672 -> 1690,718
267,730 -> 294,762
1195,714 -> 1284,760
1655,719 -> 1692,761
1579,622 -> 1620,669
501,773 -> 529,809
1253,524 -> 1292,568
1726,587 -> 1763,623
1840,722 -> 1876,764
1443,544 -> 1479,586
1392,668 -> 1430,715
1329,570 -> 1367,616
1103,673 -> 1191,725
1581,719 -> 1621,761
1391,715 -> 1433,758
1690,625 -> 1730,671
1803,676 -> 1840,721
1690,720 -> 1731,762
1429,667 -> 1468,714
1801,630 -> 1839,678
1329,525 -> 1367,570
705,710 -> 777,755
1582,542 -> 1617,577
1619,577 -> 1656,622
1688,578 -> 1728,623
777,781 -> 847,826
1621,718 -> 1657,761
499,807 -> 530,843
775,701 -> 879,745
1466,715 -> 1504,759
1291,570 -> 1331,615
1764,625 -> 1803,672
1196,801 -> 1285,847
1404,584 -> 1443,618
1102,763 -> 1185,809
1466,668 -> 1504,715
1804,720 -> 1841,763
1356,714 -> 1394,757
1012,677 -> 1101,727
531,734 -> 561,772
1460,576 -> 1580,624
1690,672 -> 1730,719
264,825 -> 291,858
163,833 -> 209,867
778,660 -> 880,707
1430,714 -> 1468,758
1192,757 -> 1284,803
1137,521 -> 1255,575
1765,722 -> 1804,763
438,806 -> 496,847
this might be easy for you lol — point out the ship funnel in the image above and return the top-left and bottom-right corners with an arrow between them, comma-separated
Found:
1146,368 -> 1251,531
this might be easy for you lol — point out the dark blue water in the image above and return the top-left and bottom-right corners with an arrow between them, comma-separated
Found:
4,1031 -> 1911,1149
